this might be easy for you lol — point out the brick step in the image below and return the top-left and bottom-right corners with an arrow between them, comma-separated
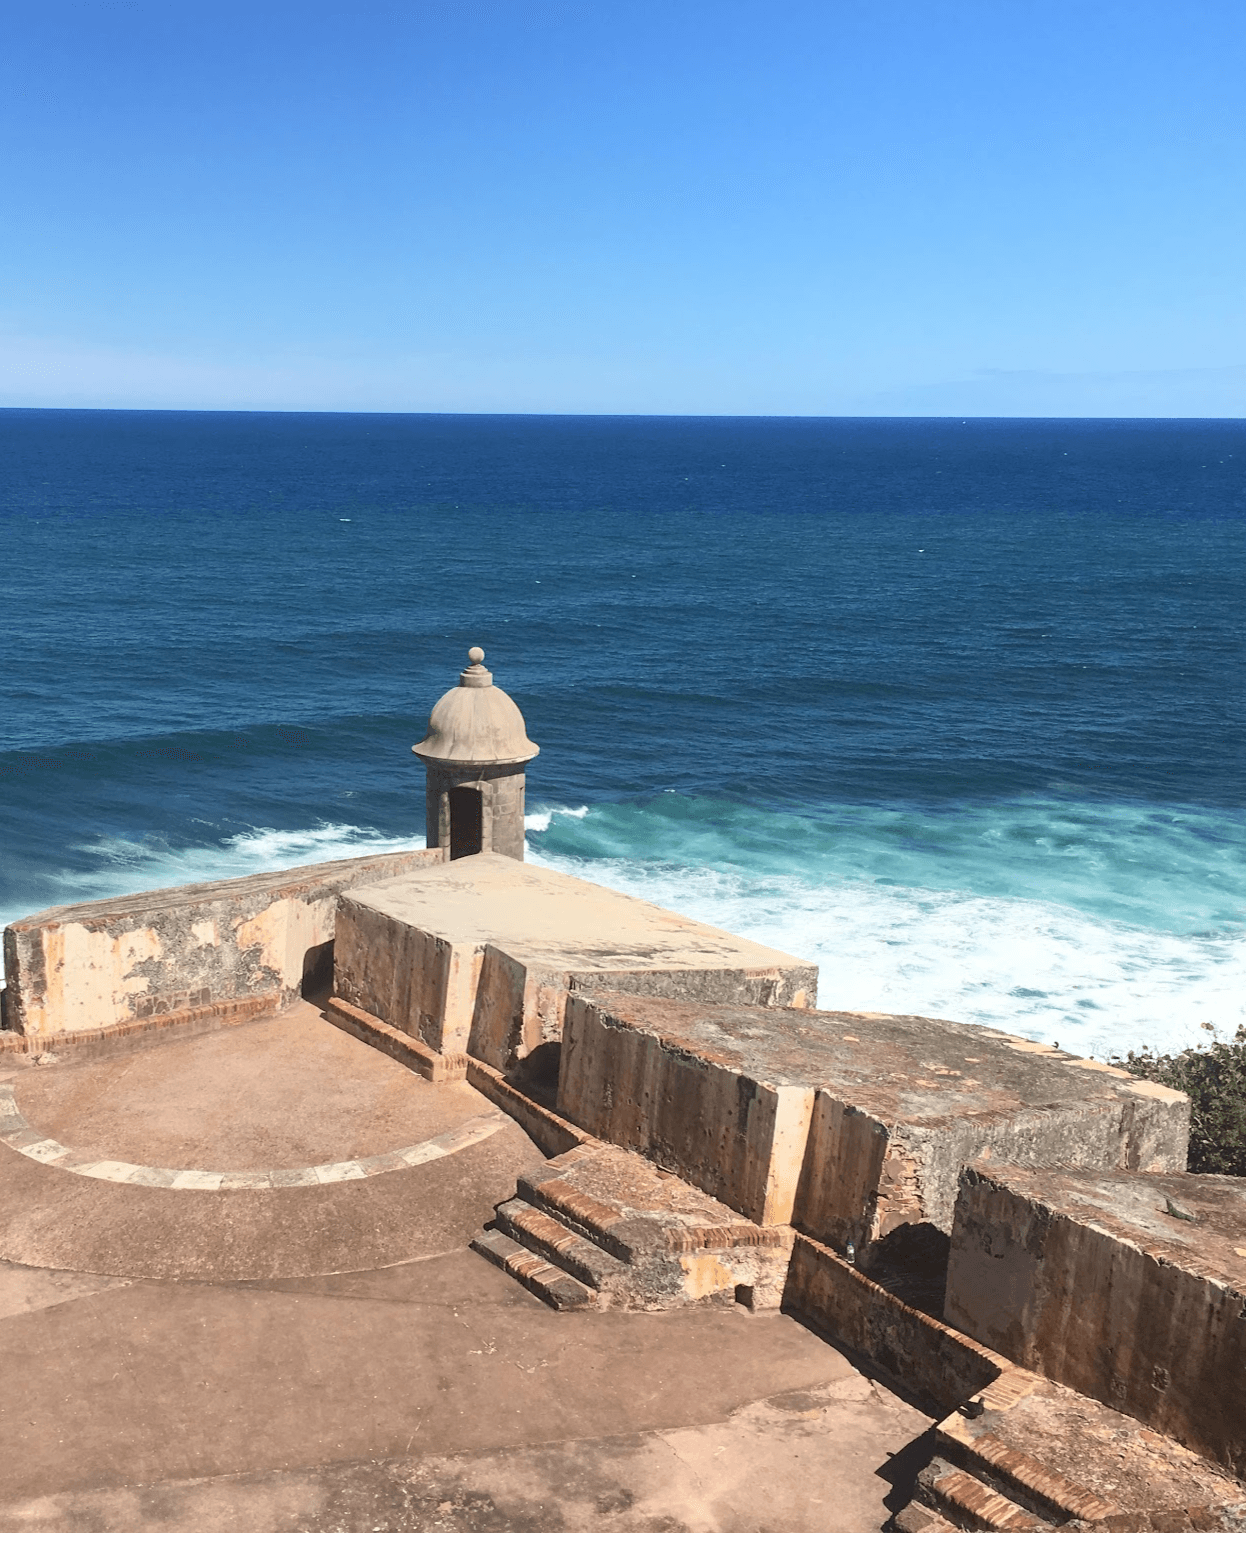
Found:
937,1414 -> 1118,1527
494,1198 -> 630,1296
479,1143 -> 795,1311
929,1374 -> 1246,1532
889,1502 -> 958,1534
515,1142 -> 795,1263
917,1457 -> 1051,1533
469,1228 -> 597,1311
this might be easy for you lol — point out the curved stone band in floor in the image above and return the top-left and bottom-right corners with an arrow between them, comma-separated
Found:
0,1109 -> 547,1282
0,1084 -> 504,1190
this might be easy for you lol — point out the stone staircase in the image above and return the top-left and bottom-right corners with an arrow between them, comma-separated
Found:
893,1374 -> 1246,1533
472,1141 -> 795,1312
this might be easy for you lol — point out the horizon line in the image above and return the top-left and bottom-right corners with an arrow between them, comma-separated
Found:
3,405 -> 1244,423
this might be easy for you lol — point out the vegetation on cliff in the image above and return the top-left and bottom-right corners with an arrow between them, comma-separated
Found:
1117,1024 -> 1246,1177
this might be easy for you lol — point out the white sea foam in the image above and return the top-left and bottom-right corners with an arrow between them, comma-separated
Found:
524,805 -> 589,834
525,844 -> 1245,1061
33,823 -> 426,912
6,803 -> 1242,1062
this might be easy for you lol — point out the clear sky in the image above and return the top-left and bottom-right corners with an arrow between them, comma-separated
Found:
2,0 -> 1243,416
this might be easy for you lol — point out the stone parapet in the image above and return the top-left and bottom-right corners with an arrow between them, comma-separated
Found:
559,993 -> 817,1225
781,1232 -> 1011,1415
552,994 -> 1189,1283
333,853 -> 816,1065
2,849 -> 440,1050
945,1162 -> 1246,1478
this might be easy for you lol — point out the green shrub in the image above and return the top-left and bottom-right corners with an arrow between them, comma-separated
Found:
1115,1024 -> 1246,1176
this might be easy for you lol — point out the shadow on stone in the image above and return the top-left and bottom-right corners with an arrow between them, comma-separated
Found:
878,1424 -> 939,1520
301,940 -> 334,1007
859,1222 -> 950,1320
508,1041 -> 562,1111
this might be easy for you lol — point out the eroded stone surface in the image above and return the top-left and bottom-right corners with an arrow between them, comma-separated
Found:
555,994 -> 1189,1274
941,1374 -> 1246,1522
335,854 -> 816,1064
511,1143 -> 796,1309
3,848 -> 440,1046
946,1162 -> 1246,1478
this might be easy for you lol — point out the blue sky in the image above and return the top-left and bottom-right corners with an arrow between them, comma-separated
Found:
2,0 -> 1243,415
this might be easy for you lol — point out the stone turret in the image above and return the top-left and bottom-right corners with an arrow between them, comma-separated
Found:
412,647 -> 539,861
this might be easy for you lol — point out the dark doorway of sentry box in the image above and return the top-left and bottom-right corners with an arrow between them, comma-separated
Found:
448,786 -> 484,859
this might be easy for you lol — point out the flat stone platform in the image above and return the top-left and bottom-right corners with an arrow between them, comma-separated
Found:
7,1002 -> 499,1170
334,854 -> 818,1070
0,1002 -> 930,1533
0,1003 -> 546,1280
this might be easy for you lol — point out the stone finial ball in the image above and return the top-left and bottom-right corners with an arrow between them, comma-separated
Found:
467,646 -> 485,664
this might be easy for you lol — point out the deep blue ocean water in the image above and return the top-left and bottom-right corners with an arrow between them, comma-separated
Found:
2,410 -> 1243,1058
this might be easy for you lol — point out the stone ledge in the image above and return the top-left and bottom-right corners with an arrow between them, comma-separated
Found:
781,1232 -> 1017,1417
945,1161 -> 1246,1479
0,991 -> 282,1058
465,1055 -> 594,1158
555,993 -> 1190,1280
930,1375 -> 1246,1532
324,997 -> 468,1083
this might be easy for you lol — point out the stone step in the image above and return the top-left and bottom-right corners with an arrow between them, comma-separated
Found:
469,1228 -> 597,1311
938,1413 -> 1118,1527
494,1197 -> 630,1296
483,1143 -> 795,1311
917,1456 -> 1051,1533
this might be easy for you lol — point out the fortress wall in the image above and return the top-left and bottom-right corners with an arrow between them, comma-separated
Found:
1,848 -> 440,1051
783,1233 -> 1010,1415
554,995 -> 1189,1264
333,854 -> 818,1070
467,949 -> 571,1072
946,1163 -> 1246,1477
333,895 -> 489,1057
559,994 -> 816,1225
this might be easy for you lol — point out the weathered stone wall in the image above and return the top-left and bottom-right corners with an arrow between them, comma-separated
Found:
559,994 -> 816,1225
783,1233 -> 1009,1415
334,855 -> 817,1066
794,1076 -> 1189,1258
945,1163 -> 1246,1478
467,948 -> 569,1073
553,995 -> 1190,1279
333,892 -> 484,1055
2,849 -> 440,1050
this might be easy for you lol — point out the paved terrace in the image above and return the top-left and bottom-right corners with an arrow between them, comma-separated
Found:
0,1001 -> 928,1534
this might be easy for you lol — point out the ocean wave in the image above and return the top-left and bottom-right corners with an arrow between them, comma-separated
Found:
527,791 -> 1246,938
4,800 -> 1241,1062
526,793 -> 1246,1059
524,805 -> 589,834
28,823 -> 427,914
525,844 -> 1244,1062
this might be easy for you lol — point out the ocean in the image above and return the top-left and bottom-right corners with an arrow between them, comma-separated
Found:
1,410 -> 1242,1060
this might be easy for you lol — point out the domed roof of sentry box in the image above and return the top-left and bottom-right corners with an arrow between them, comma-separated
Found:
412,647 -> 540,766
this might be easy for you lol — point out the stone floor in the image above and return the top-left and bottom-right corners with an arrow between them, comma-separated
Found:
0,1003 -> 930,1533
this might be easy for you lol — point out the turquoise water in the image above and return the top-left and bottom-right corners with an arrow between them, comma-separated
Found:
2,410 -> 1243,1057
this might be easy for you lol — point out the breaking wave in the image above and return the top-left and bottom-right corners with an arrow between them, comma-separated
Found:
8,791 -> 1241,1063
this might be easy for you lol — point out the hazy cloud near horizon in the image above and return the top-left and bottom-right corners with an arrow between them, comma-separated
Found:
4,335 -> 1244,419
